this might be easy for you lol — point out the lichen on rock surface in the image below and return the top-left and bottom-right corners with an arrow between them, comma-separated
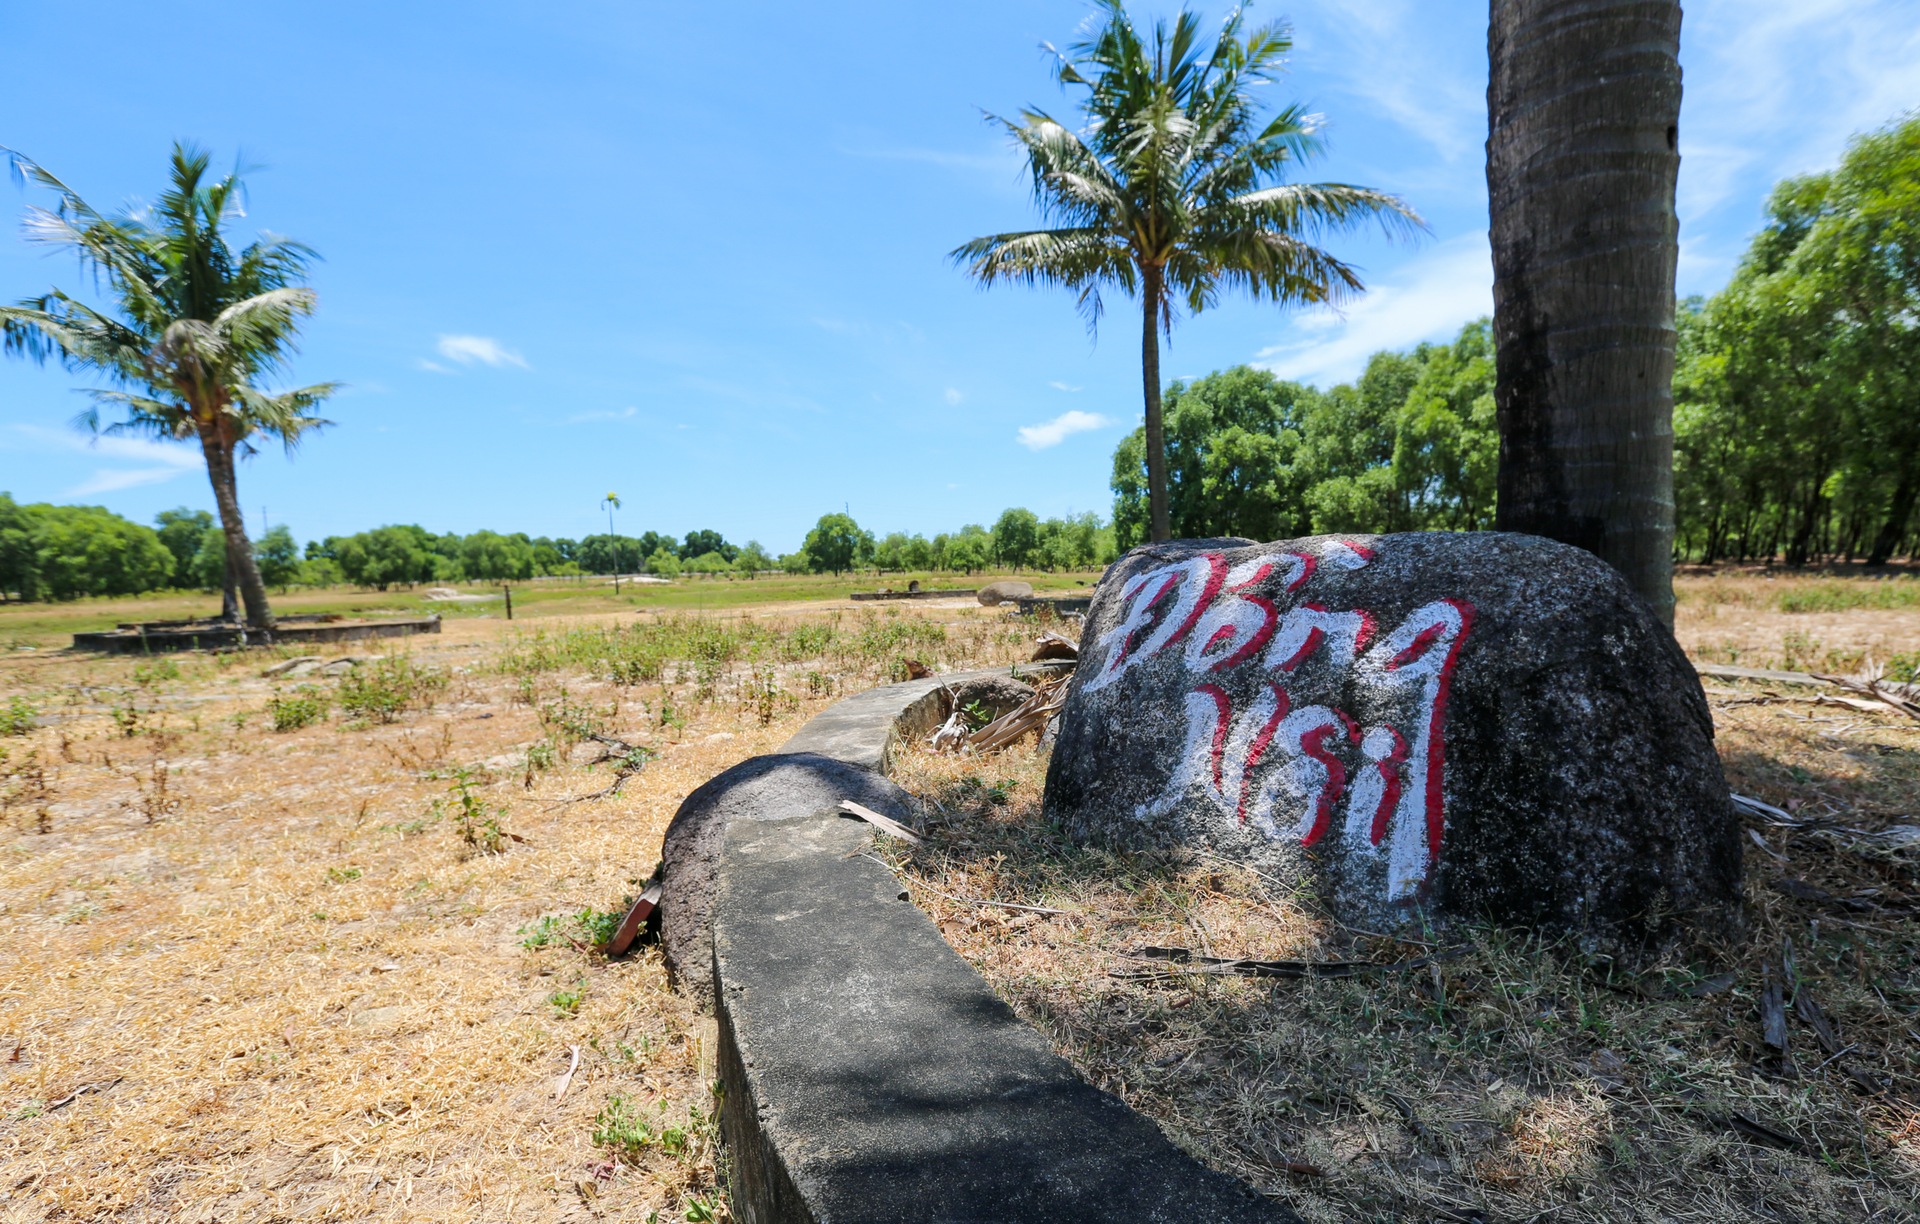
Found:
1044,532 -> 1742,952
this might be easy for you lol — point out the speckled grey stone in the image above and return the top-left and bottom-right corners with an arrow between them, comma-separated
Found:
659,753 -> 915,1006
1044,532 -> 1741,953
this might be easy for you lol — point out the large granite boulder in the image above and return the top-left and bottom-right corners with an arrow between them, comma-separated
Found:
660,753 -> 916,1005
1045,532 -> 1741,951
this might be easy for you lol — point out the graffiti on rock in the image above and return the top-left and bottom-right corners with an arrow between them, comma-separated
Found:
1086,542 -> 1473,902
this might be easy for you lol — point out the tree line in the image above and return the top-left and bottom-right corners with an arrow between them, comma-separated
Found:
0,502 -> 1121,602
1108,110 -> 1919,566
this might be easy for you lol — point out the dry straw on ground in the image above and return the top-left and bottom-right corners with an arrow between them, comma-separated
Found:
888,572 -> 1920,1224
0,603 -> 1033,1223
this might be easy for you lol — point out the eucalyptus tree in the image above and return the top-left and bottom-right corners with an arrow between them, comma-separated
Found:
1487,0 -> 1684,623
954,0 -> 1422,542
1,144 -> 335,629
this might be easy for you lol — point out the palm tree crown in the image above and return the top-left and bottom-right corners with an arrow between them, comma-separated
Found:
2,143 -> 336,628
954,0 -> 1424,542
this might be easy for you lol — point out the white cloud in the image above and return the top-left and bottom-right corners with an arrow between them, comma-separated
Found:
1048,381 -> 1083,392
1291,0 -> 1487,165
434,334 -> 529,369
68,467 -> 193,496
569,406 -> 637,424
1253,232 -> 1491,386
836,143 -> 1019,174
1017,410 -> 1116,451
3,425 -> 203,498
944,388 -> 963,406
416,359 -> 453,374
1673,0 -> 1920,277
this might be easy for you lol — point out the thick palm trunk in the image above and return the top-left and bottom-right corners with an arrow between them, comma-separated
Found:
1142,267 -> 1171,543
220,551 -> 240,623
200,431 -> 274,631
1487,0 -> 1682,625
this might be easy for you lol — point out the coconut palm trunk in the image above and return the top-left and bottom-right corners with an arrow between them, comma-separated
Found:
1487,0 -> 1683,625
197,417 -> 273,631
1141,265 -> 1172,542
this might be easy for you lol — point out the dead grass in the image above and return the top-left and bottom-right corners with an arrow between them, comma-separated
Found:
0,603 -> 1037,1223
887,581 -> 1920,1224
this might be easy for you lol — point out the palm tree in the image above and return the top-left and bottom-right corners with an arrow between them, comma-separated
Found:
602,492 -> 621,591
954,0 -> 1423,543
1,143 -> 335,631
1487,0 -> 1683,625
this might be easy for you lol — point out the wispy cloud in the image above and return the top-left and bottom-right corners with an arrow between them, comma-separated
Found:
1253,232 -> 1491,387
569,406 -> 637,424
836,143 -> 1017,174
1674,0 -> 1920,279
3,424 -> 202,498
1292,0 -> 1486,165
944,388 -> 964,406
1017,410 -> 1115,451
1048,381 -> 1083,392
434,334 -> 529,369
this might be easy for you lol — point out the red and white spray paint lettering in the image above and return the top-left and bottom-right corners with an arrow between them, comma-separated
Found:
1084,542 -> 1474,903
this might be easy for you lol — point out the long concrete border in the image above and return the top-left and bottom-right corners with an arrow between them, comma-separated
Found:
706,665 -> 1302,1224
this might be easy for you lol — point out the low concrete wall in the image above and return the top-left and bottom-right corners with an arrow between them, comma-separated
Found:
73,615 -> 441,654
706,664 -> 1302,1224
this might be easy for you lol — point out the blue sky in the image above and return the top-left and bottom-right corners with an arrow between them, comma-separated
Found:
2,0 -> 1914,554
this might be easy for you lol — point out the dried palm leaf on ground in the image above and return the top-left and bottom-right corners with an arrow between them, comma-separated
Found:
1812,668 -> 1920,722
963,674 -> 1071,753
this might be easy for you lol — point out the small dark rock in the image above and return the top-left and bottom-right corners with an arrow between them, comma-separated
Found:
977,580 -> 1034,606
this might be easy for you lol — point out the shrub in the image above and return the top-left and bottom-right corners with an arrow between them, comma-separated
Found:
0,696 -> 36,737
267,686 -> 328,732
336,656 -> 446,724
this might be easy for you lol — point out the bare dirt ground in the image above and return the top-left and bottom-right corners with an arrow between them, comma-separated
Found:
0,605 -> 1035,1223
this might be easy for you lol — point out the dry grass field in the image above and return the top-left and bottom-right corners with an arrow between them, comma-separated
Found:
3,568 -> 1917,1223
887,570 -> 1920,1224
0,600 -> 1035,1223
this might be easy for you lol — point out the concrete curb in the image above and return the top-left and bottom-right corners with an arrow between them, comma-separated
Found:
704,664 -> 1304,1224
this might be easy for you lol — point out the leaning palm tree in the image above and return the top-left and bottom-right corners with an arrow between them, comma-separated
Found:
1,143 -> 335,630
954,0 -> 1423,543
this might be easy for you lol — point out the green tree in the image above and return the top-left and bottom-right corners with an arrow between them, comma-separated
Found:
944,525 -> 993,575
991,508 -> 1041,568
900,534 -> 934,571
1,145 -> 337,629
578,534 -> 642,575
26,504 -> 173,600
679,529 -> 734,562
1390,321 -> 1498,531
254,524 -> 301,592
802,513 -> 872,576
646,547 -> 682,578
733,540 -> 773,577
188,525 -> 228,590
1488,0 -> 1683,622
460,530 -> 536,582
872,532 -> 913,573
954,1 -> 1420,544
1669,113 -> 1920,566
1111,366 -> 1319,546
154,507 -> 214,588
0,494 -> 36,601
336,526 -> 433,590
